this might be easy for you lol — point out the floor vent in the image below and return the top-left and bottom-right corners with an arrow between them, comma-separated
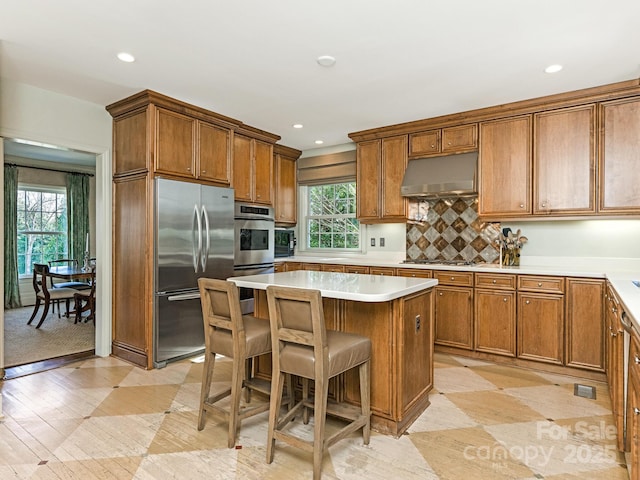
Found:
574,383 -> 596,399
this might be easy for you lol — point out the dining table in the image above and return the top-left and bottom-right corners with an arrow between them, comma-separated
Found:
48,265 -> 95,281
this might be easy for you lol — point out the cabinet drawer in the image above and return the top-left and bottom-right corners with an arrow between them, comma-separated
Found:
370,267 -> 396,276
321,264 -> 345,273
475,273 -> 516,290
433,270 -> 474,286
518,275 -> 565,294
396,268 -> 433,278
344,265 -> 370,274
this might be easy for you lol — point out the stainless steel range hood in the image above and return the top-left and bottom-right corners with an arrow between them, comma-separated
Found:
400,151 -> 478,198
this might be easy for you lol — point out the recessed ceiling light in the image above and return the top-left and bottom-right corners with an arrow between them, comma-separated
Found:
117,52 -> 135,63
317,55 -> 336,67
315,140 -> 324,145
544,64 -> 563,73
292,124 -> 303,129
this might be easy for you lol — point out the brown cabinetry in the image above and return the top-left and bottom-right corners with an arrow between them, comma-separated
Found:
395,268 -> 433,278
433,271 -> 474,350
599,96 -> 640,213
370,266 -> 397,276
478,115 -> 532,217
409,124 -> 477,158
474,273 -> 516,357
534,105 -> 596,215
629,345 -> 640,480
107,90 -> 280,368
605,283 -> 626,451
356,136 -> 408,223
233,134 -> 274,204
517,275 -> 565,365
273,144 -> 301,225
565,278 -> 604,371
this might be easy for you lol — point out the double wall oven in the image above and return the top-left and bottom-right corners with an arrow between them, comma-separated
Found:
233,202 -> 275,312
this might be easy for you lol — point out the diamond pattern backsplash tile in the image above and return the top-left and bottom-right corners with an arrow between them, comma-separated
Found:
406,197 -> 501,263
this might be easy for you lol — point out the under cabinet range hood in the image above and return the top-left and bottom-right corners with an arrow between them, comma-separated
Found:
400,151 -> 478,198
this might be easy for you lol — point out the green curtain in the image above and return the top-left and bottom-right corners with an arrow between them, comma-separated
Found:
4,164 -> 22,308
66,173 -> 90,265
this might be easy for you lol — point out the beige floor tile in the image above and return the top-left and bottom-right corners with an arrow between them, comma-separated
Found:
91,385 -> 181,416
433,352 -> 465,368
469,364 -> 553,389
408,391 -> 478,432
434,366 -> 498,394
410,426 -> 536,479
446,390 -> 546,426
136,449 -> 240,480
503,385 -> 612,420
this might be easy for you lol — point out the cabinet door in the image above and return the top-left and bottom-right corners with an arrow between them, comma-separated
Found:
253,140 -> 273,205
478,116 -> 532,217
275,153 -> 297,224
409,130 -> 440,157
114,109 -> 148,175
434,286 -> 473,350
600,97 -> 640,213
381,135 -> 408,221
475,289 -> 516,357
565,278 -> 604,371
442,124 -> 478,153
233,134 -> 253,201
534,105 -> 596,214
629,364 -> 640,480
356,140 -> 381,221
155,108 -> 196,177
517,292 -> 564,364
198,122 -> 231,184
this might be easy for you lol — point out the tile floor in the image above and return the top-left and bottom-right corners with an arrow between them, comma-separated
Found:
0,353 -> 630,479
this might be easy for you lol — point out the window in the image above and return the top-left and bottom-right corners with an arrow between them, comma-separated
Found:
17,186 -> 68,275
302,182 -> 361,251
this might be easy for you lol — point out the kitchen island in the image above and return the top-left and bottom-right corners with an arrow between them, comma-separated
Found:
228,270 -> 438,437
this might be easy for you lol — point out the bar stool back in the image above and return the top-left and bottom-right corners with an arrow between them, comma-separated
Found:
265,285 -> 371,480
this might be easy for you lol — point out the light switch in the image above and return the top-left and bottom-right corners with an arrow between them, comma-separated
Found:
371,238 -> 375,247
380,237 -> 385,247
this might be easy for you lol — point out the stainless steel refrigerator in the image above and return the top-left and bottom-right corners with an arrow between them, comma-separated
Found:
154,178 -> 234,367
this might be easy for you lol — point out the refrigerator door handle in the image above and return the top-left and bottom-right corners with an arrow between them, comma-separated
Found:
192,204 -> 202,273
201,205 -> 210,272
167,292 -> 201,301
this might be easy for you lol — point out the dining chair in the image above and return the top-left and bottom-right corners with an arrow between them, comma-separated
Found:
27,263 -> 79,329
73,266 -> 96,324
265,285 -> 371,480
197,278 -> 292,448
48,258 -> 92,317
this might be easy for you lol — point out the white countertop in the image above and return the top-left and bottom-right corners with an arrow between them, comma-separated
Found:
279,255 -> 640,328
228,270 -> 438,302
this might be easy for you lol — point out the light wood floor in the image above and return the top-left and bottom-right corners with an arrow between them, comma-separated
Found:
0,353 -> 630,479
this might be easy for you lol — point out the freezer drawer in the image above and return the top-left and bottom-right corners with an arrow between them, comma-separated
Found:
154,291 -> 204,367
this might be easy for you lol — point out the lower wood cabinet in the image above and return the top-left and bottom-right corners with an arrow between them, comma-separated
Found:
475,289 -> 516,357
628,326 -> 640,478
434,285 -> 473,350
605,283 -> 626,451
565,278 -> 604,371
517,292 -> 564,365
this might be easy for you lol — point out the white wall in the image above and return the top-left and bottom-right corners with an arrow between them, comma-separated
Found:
0,78 -> 113,362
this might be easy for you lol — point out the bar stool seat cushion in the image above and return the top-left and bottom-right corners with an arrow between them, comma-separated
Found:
279,330 -> 371,379
210,315 -> 272,358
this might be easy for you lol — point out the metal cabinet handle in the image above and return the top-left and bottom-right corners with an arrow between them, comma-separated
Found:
492,279 -> 497,284
439,292 -> 443,296
519,204 -> 525,208
611,332 -> 617,337
537,282 -> 543,287
450,276 -> 455,281
525,300 -> 530,305
541,202 -> 547,208
430,144 -> 436,148
635,355 -> 640,365
503,298 -> 508,302
635,407 -> 640,415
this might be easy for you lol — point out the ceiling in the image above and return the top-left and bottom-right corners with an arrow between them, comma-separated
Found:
2,0 -> 639,153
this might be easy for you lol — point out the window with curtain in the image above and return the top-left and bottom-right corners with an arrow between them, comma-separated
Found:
297,149 -> 363,253
16,185 -> 68,275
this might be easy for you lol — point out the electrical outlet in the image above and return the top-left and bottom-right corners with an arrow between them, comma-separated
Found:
380,237 -> 385,247
415,314 -> 421,331
371,238 -> 375,247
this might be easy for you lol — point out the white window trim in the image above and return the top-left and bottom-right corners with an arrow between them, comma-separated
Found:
296,184 -> 365,255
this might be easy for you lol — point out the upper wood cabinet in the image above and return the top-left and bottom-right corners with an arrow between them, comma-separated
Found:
356,135 -> 408,223
478,115 -> 532,217
409,124 -> 477,158
273,144 -> 301,226
233,134 -> 274,205
534,105 -> 596,215
599,96 -> 640,213
198,121 -> 231,184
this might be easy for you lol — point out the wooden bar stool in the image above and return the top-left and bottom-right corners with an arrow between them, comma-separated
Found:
265,285 -> 371,480
197,278 -> 287,448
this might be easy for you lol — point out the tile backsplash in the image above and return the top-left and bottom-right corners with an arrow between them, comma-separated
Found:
406,197 -> 501,264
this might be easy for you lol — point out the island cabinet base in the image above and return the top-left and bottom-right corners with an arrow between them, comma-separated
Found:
253,288 -> 435,437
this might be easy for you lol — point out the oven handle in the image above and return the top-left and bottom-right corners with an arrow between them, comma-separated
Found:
167,292 -> 201,301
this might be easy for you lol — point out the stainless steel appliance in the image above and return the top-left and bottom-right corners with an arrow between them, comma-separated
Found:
275,228 -> 296,258
154,178 -> 234,367
233,202 -> 275,312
